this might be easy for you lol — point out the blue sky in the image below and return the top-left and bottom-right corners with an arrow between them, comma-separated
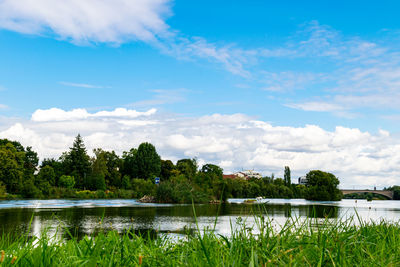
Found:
1,0 -> 400,187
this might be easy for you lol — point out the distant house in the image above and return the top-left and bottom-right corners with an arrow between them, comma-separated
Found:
223,170 -> 263,180
222,174 -> 237,179
298,176 -> 308,185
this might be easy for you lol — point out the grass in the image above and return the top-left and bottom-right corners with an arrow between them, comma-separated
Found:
1,211 -> 400,266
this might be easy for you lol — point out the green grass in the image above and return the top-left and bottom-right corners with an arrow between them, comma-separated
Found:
1,214 -> 400,266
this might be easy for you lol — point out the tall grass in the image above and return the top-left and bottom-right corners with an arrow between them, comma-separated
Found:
1,212 -> 400,266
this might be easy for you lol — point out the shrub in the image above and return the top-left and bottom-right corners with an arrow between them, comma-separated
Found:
59,175 -> 75,189
0,181 -> 6,199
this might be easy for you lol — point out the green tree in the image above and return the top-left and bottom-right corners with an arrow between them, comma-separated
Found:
160,160 -> 175,181
284,166 -> 291,187
135,142 -> 161,179
121,175 -> 131,189
103,150 -> 122,187
59,175 -> 75,189
41,158 -> 64,186
61,134 -> 91,189
121,148 -> 138,178
37,165 -> 56,186
23,146 -> 39,176
89,149 -> 108,191
0,181 -> 6,198
200,164 -> 223,177
35,165 -> 55,197
305,170 -> 342,201
0,143 -> 25,193
176,158 -> 197,179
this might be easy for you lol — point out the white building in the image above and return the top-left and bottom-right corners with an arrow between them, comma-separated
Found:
298,176 -> 308,185
233,170 -> 263,179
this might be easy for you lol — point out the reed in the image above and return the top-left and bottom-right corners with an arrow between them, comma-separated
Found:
0,213 -> 400,266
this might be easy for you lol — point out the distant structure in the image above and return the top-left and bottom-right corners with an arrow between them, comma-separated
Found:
298,176 -> 308,185
223,170 -> 263,180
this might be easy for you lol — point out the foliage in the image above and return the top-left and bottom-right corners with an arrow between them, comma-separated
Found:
0,137 -> 350,203
60,134 -> 91,189
21,178 -> 41,198
387,185 -> 400,200
135,142 -> 161,179
0,143 -> 25,193
59,175 -> 75,189
131,178 -> 156,198
305,170 -> 342,201
37,165 -> 56,186
176,158 -> 197,179
284,166 -> 291,187
121,148 -> 138,178
160,159 -> 175,180
40,158 -> 64,185
121,175 -> 131,189
0,181 -> 6,198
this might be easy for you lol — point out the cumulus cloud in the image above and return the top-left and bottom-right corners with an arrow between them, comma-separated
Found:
1,107 -> 400,188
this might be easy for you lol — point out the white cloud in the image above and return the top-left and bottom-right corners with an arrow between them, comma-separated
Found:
1,107 -> 400,188
59,81 -> 110,89
129,89 -> 188,107
261,71 -> 325,92
0,0 -> 172,44
285,102 -> 344,112
0,104 -> 8,109
31,107 -> 156,122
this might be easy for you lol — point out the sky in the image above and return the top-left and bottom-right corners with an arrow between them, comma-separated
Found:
1,0 -> 400,188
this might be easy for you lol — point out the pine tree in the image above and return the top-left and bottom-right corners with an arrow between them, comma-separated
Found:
62,134 -> 91,189
284,166 -> 291,187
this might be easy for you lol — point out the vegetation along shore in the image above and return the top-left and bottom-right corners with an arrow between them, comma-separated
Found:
0,135 -> 398,202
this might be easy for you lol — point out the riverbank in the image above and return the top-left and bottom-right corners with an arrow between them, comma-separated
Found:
1,216 -> 399,266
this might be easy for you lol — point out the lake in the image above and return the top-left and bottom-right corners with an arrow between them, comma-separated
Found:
0,198 -> 399,239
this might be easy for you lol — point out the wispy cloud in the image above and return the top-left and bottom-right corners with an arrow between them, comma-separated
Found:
285,101 -> 344,112
59,81 -> 110,89
0,104 -> 8,109
129,88 -> 188,107
3,2 -> 400,117
0,0 -> 172,45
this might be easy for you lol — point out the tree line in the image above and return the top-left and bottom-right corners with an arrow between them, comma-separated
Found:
0,135 -> 343,202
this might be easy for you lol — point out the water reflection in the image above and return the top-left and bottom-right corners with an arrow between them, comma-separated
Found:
0,198 -> 399,239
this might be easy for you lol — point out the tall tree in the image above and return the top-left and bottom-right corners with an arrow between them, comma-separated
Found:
160,160 -> 175,181
305,170 -> 342,201
121,148 -> 138,178
24,146 -> 39,176
61,134 -> 91,189
41,158 -> 64,186
36,165 -> 55,196
284,166 -> 291,187
0,143 -> 25,193
176,158 -> 197,179
135,142 -> 161,179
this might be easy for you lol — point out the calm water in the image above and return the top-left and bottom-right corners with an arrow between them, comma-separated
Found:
0,198 -> 399,239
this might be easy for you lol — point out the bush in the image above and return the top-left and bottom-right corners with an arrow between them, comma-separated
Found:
131,178 -> 156,198
121,175 -> 131,189
0,181 -> 6,199
75,190 -> 96,199
59,175 -> 75,189
96,190 -> 106,199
